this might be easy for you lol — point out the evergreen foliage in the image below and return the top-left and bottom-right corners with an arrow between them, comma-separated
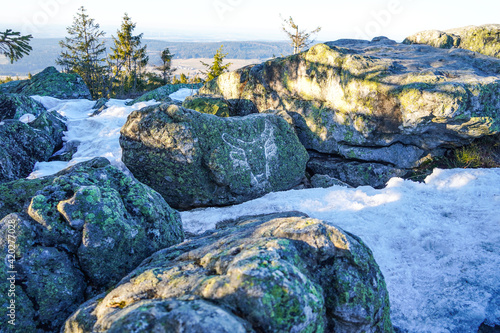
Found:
109,13 -> 149,97
56,6 -> 108,99
0,29 -> 33,63
154,48 -> 176,85
200,45 -> 232,81
281,16 -> 321,54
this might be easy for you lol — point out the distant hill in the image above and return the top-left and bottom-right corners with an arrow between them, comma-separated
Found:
0,38 -> 293,76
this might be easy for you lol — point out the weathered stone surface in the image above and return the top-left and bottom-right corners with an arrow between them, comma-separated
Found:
308,154 -> 406,189
0,93 -> 47,121
126,83 -> 203,105
0,67 -> 91,99
0,158 -> 184,332
90,97 -> 109,117
182,94 -> 258,117
310,174 -> 353,188
404,24 -> 500,58
0,120 -> 57,183
200,38 -> 500,169
29,110 -> 67,148
64,212 -> 393,333
120,103 -> 309,209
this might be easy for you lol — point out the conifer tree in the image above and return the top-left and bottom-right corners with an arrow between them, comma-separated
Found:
0,29 -> 32,63
154,48 -> 175,85
109,13 -> 149,96
56,6 -> 108,98
281,16 -> 321,54
179,73 -> 188,84
200,45 -> 232,81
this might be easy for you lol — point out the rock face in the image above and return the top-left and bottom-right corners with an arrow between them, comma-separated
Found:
0,120 -> 61,183
0,67 -> 91,99
308,153 -> 406,189
0,93 -> 67,183
200,38 -> 500,170
126,83 -> 203,105
0,93 -> 47,121
0,158 -> 184,333
404,24 -> 500,58
64,212 -> 393,333
120,103 -> 309,209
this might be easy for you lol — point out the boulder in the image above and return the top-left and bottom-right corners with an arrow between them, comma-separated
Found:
0,158 -> 184,333
63,212 -> 393,333
404,24 -> 500,58
120,103 -> 309,209
310,174 -> 353,188
0,120 -> 57,183
126,83 -> 203,105
200,39 -> 500,170
0,93 -> 47,121
182,94 -> 258,117
90,97 -> 109,117
0,67 -> 91,99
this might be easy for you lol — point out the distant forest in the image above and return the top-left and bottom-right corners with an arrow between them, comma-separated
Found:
0,38 -> 293,76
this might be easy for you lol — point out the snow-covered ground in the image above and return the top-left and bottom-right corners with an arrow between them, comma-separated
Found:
27,94 -> 499,332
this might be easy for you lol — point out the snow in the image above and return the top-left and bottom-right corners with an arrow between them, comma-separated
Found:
181,168 -> 500,332
18,113 -> 36,123
169,88 -> 198,101
24,95 -> 500,332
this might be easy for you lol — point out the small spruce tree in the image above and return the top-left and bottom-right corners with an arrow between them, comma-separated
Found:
154,48 -> 175,85
0,29 -> 32,63
109,13 -> 149,97
56,6 -> 108,98
200,45 -> 232,81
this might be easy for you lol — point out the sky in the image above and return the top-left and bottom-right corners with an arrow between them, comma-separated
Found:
2,0 -> 500,41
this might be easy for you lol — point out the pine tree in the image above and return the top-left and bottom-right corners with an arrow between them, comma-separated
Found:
179,73 -> 188,84
0,29 -> 32,63
200,45 -> 232,81
281,16 -> 321,54
154,48 -> 175,85
109,13 -> 149,97
56,6 -> 108,98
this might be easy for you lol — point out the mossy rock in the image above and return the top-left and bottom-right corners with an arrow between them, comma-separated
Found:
7,67 -> 92,100
120,104 -> 309,209
64,212 -> 393,333
0,93 -> 47,121
404,24 -> 500,58
182,94 -> 233,117
0,158 -> 184,332
126,83 -> 203,105
201,38 -> 500,169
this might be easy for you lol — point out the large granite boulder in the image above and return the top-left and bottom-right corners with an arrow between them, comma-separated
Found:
0,120 -> 59,183
404,24 -> 500,58
0,66 -> 91,99
126,83 -> 203,105
120,103 -> 309,209
0,158 -> 184,332
0,93 -> 47,121
200,38 -> 500,170
64,212 -> 393,333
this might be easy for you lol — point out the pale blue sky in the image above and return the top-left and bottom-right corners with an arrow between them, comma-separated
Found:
3,0 -> 500,41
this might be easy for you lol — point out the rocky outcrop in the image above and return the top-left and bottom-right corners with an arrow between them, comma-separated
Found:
200,38 -> 500,173
64,211 -> 393,333
0,120 -> 59,183
182,94 -> 258,117
0,94 -> 67,183
120,103 -> 309,209
0,67 -> 91,99
126,83 -> 203,105
0,93 -> 47,121
404,24 -> 500,58
0,158 -> 184,333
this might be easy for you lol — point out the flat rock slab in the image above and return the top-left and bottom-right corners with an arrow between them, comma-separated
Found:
201,38 -> 500,168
